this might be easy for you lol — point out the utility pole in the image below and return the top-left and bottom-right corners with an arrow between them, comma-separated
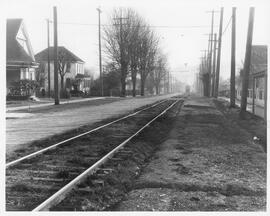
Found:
200,49 -> 208,96
206,10 -> 219,97
207,34 -> 211,96
203,33 -> 213,97
230,7 -> 236,107
211,33 -> 217,97
97,7 -> 103,97
114,15 -> 128,97
214,7 -> 224,98
46,19 -> 51,98
209,10 -> 214,97
240,7 -> 255,116
53,6 -> 59,105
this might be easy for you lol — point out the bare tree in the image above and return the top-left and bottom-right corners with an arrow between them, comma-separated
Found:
57,49 -> 71,93
127,13 -> 144,97
103,8 -> 160,97
152,52 -> 169,95
138,28 -> 159,96
103,8 -> 132,97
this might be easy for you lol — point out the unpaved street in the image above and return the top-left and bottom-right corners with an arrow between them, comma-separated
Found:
6,95 -> 175,154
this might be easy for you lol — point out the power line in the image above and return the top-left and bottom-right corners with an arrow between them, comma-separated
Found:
222,16 -> 232,35
49,21 -> 218,29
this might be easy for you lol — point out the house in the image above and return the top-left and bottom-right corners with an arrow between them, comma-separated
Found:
6,19 -> 38,96
236,45 -> 267,107
35,46 -> 90,95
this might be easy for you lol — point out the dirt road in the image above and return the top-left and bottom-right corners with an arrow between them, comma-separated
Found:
6,95 -> 175,154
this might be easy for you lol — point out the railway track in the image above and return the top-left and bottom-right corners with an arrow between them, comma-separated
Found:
6,97 -> 182,211
6,98 -> 167,167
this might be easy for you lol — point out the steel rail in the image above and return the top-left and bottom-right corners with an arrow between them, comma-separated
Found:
6,99 -> 167,168
32,99 -> 180,211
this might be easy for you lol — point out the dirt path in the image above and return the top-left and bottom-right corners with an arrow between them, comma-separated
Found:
115,97 -> 266,211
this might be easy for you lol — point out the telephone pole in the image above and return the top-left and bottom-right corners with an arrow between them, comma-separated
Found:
206,10 -> 219,97
207,34 -> 211,96
211,33 -> 217,97
97,7 -> 103,96
200,50 -> 208,96
53,6 -> 59,105
240,7 -> 255,116
209,10 -> 214,97
46,19 -> 51,98
214,7 -> 224,98
230,7 -> 236,107
113,15 -> 128,97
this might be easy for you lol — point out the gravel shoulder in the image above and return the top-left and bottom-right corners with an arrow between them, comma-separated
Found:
115,97 -> 266,211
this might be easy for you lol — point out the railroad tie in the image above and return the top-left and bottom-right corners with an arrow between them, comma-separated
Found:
91,179 -> 105,187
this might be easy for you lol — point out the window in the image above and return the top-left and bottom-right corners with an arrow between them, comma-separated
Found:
20,68 -> 35,80
66,78 -> 71,88
248,89 -> 253,98
20,68 -> 29,79
78,64 -> 81,74
66,62 -> 71,73
259,90 -> 263,100
29,68 -> 35,80
76,63 -> 84,74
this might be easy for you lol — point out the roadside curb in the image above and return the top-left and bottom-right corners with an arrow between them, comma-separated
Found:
6,97 -> 104,111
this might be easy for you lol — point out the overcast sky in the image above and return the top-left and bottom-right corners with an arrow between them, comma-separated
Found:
4,0 -> 270,85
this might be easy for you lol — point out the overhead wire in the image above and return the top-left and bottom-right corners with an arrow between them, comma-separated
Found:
49,21 -> 218,29
222,15 -> 232,35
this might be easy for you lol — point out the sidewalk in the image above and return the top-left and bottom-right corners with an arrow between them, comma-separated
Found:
6,94 -> 176,154
6,97 -> 104,112
116,97 -> 266,211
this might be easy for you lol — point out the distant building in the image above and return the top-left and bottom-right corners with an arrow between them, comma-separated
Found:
35,46 -> 91,94
6,19 -> 38,95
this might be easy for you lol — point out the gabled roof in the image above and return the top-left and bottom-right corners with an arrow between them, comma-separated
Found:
251,45 -> 267,74
6,19 -> 35,63
35,46 -> 85,63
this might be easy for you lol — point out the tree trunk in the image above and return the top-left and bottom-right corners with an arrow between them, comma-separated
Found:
132,77 -> 136,97
140,78 -> 145,96
203,73 -> 209,96
131,66 -> 137,97
120,64 -> 127,97
155,85 -> 159,95
60,76 -> 64,92
120,76 -> 126,97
